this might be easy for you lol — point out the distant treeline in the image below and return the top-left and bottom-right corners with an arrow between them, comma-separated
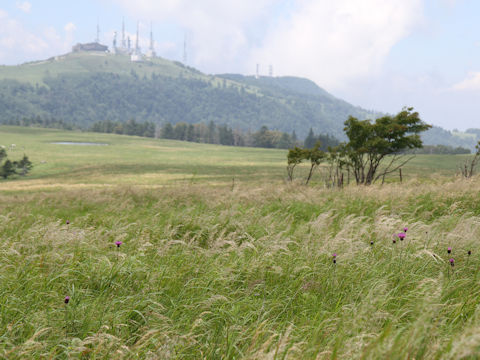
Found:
2,116 -> 339,150
405,144 -> 471,155
90,119 -> 156,138
89,119 -> 339,150
2,116 -> 76,130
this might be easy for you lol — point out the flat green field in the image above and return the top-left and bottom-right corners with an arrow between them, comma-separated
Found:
1,126 -> 480,359
0,126 -> 471,191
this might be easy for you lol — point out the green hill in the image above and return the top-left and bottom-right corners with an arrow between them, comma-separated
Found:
0,52 -> 379,139
1,51 -> 478,148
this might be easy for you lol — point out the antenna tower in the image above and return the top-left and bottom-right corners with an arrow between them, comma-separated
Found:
96,21 -> 100,43
149,22 -> 156,57
135,21 -> 140,54
121,18 -> 126,48
183,33 -> 187,64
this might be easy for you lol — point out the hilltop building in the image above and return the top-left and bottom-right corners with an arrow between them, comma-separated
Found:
72,42 -> 108,53
73,22 -> 108,53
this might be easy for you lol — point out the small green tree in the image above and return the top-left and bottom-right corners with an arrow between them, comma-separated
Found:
341,107 -> 431,185
16,155 -> 33,176
286,142 -> 325,184
286,146 -> 307,182
0,148 -> 6,163
1,160 -> 16,179
305,141 -> 325,185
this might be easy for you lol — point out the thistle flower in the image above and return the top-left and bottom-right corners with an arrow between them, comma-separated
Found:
468,250 -> 472,256
370,241 -> 374,246
393,238 -> 397,244
66,220 -> 70,225
332,253 -> 337,264
449,258 -> 454,267
64,296 -> 70,304
398,233 -> 406,241
448,247 -> 452,254
404,227 -> 408,232
115,241 -> 123,248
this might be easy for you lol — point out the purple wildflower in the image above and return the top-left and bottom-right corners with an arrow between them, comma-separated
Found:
370,241 -> 374,246
468,250 -> 472,256
64,296 -> 70,304
66,220 -> 70,225
449,258 -> 454,267
398,233 -> 406,241
404,227 -> 408,232
332,253 -> 337,264
447,247 -> 452,254
115,241 -> 123,248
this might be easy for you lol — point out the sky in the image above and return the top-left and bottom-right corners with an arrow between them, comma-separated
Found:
0,0 -> 479,130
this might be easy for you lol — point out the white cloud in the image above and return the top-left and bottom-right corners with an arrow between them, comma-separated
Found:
251,0 -> 423,90
112,0 -> 423,88
0,9 -> 76,64
16,1 -> 32,13
452,72 -> 480,91
64,22 -> 76,33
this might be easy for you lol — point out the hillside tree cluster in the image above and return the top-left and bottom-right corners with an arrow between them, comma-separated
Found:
0,148 -> 32,179
288,108 -> 431,186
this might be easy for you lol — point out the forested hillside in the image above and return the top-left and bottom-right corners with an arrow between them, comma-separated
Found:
0,52 -> 377,139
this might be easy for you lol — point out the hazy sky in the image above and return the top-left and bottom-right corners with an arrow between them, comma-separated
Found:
1,0 -> 479,130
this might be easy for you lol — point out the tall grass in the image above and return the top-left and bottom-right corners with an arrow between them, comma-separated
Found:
1,178 -> 480,358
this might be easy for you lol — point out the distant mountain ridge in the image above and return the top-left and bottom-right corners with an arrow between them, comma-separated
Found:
0,51 -> 478,148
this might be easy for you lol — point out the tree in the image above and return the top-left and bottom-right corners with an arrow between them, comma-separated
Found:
1,160 -> 16,179
305,141 -> 325,185
253,126 -> 275,148
186,124 -> 195,142
287,147 -> 306,182
304,128 -> 316,148
460,141 -> 480,178
286,141 -> 325,184
339,107 -> 431,185
16,155 -> 33,176
161,123 -> 175,139
0,148 -> 6,162
207,121 -> 216,144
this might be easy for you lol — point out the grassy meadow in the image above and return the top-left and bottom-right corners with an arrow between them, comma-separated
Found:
1,126 -> 480,359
